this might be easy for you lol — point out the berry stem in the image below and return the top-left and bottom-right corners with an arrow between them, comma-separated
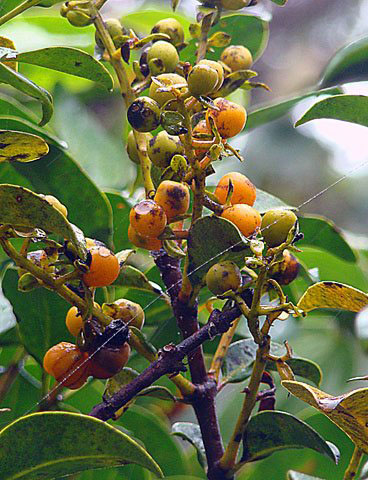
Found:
0,0 -> 40,27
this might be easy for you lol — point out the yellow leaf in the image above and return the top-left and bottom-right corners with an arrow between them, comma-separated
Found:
282,380 -> 368,453
0,130 -> 49,163
0,36 -> 17,72
297,281 -> 368,313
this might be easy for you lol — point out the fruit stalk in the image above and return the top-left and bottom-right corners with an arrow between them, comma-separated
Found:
0,0 -> 40,27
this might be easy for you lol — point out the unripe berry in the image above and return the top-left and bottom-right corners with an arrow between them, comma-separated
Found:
82,246 -> 120,288
147,131 -> 184,168
65,9 -> 93,27
129,199 -> 167,238
108,298 -> 145,330
154,180 -> 190,220
215,172 -> 256,206
147,41 -> 179,73
128,225 -> 163,250
221,204 -> 261,237
188,64 -> 219,97
127,96 -> 161,132
206,261 -> 242,295
261,209 -> 298,247
95,18 -> 125,49
269,250 -> 300,285
151,18 -> 185,46
126,131 -> 152,165
220,45 -> 253,71
149,73 -> 187,107
198,59 -> 224,90
206,97 -> 247,139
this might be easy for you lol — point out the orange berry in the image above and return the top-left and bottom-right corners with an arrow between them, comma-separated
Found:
129,199 -> 167,238
88,343 -> 131,379
206,97 -> 247,139
221,204 -> 261,237
83,246 -> 120,288
128,225 -> 162,250
192,120 -> 214,158
154,180 -> 190,221
43,342 -> 89,389
66,303 -> 99,337
214,172 -> 256,206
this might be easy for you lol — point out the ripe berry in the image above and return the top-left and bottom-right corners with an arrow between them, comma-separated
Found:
126,131 -> 152,165
41,194 -> 68,217
269,250 -> 300,285
108,298 -> 145,330
43,342 -> 89,389
215,172 -> 256,206
147,131 -> 184,168
198,59 -> 224,90
127,96 -> 161,132
188,64 -> 219,97
128,225 -> 163,251
261,209 -> 298,247
149,73 -> 187,107
66,303 -> 99,337
206,97 -> 247,139
154,180 -> 190,220
88,343 -> 131,379
192,119 -> 213,157
151,18 -> 185,46
147,41 -> 179,73
129,199 -> 167,238
221,204 -> 261,237
206,261 -> 242,295
220,0 -> 253,10
82,246 -> 120,288
221,45 -> 253,71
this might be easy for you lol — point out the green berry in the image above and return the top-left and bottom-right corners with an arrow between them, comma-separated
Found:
151,18 -> 184,46
95,19 -> 125,49
65,9 -> 93,27
261,209 -> 297,247
149,73 -> 187,107
147,41 -> 179,73
147,131 -> 184,168
126,131 -> 152,164
188,64 -> 219,97
206,261 -> 242,295
198,59 -> 224,91
220,45 -> 253,71
127,96 -> 161,132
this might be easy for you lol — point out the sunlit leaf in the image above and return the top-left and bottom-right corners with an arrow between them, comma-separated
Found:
287,471 -> 325,480
297,282 -> 368,313
0,130 -> 48,163
172,422 -> 206,468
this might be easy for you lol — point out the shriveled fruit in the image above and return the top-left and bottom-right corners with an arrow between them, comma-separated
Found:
221,45 -> 253,71
83,246 -> 120,287
128,225 -> 163,250
127,96 -> 161,132
43,342 -> 89,389
188,64 -> 219,97
220,0 -> 253,10
151,18 -> 184,46
154,180 -> 190,220
206,97 -> 247,138
198,59 -> 224,90
270,250 -> 300,285
126,131 -> 152,165
206,261 -> 242,295
106,298 -> 145,330
261,209 -> 297,247
129,199 -> 167,237
147,40 -> 179,73
41,194 -> 68,217
215,172 -> 256,206
88,343 -> 131,379
149,73 -> 187,107
221,204 -> 261,237
147,131 -> 184,168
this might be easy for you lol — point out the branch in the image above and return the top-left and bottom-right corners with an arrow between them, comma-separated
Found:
89,306 -> 240,421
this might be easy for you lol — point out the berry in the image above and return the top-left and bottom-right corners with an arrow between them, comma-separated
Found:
214,172 -> 256,206
43,342 -> 89,389
128,225 -> 163,250
147,41 -> 179,73
206,261 -> 242,295
65,9 -> 93,27
187,64 -> 219,97
198,59 -> 224,90
221,45 -> 253,71
127,96 -> 161,132
66,302 -> 99,337
149,73 -> 187,107
270,250 -> 300,285
151,18 -> 184,46
126,131 -> 153,165
147,131 -> 184,168
129,199 -> 167,238
220,0 -> 253,10
41,194 -> 68,217
95,19 -> 125,49
192,119 -> 213,157
261,209 -> 298,247
206,97 -> 247,139
82,246 -> 120,288
88,343 -> 131,379
108,298 -> 145,330
221,204 -> 261,237
154,180 -> 190,220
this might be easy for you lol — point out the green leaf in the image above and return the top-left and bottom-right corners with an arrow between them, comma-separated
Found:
295,95 -> 368,128
172,422 -> 206,469
0,184 -> 87,258
0,62 -> 53,126
298,215 -> 356,263
245,87 -> 342,131
0,411 -> 163,478
183,15 -> 268,64
0,130 -> 48,163
297,281 -> 368,313
270,0 -> 288,4
254,188 -> 296,213
0,93 -> 38,123
104,367 -> 139,403
105,192 -> 131,251
320,36 -> 368,88
241,411 -> 339,464
187,215 -> 250,287
114,265 -> 164,297
287,471 -> 325,480
138,385 -> 176,402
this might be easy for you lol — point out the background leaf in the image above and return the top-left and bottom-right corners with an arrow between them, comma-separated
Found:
254,188 -> 296,213
0,130 -> 48,163
172,422 -> 206,469
287,471 -> 325,480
